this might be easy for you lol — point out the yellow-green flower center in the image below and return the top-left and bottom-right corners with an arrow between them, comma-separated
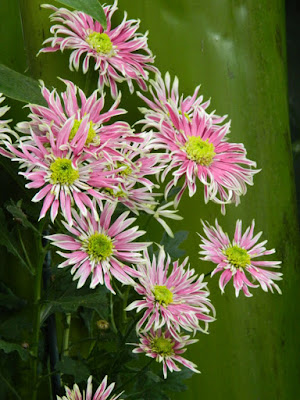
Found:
50,158 -> 79,185
153,285 -> 173,306
184,136 -> 215,166
225,245 -> 251,268
104,187 -> 127,198
151,336 -> 174,356
87,232 -> 114,262
86,32 -> 113,55
69,119 -> 97,145
116,161 -> 132,176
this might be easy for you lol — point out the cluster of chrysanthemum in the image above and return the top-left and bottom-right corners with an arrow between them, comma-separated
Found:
0,0 -> 283,386
138,73 -> 260,213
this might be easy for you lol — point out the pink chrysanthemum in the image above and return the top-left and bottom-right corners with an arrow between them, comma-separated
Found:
40,1 -> 157,98
157,107 -> 259,212
126,247 -> 215,339
1,118 -> 121,224
57,375 -> 123,400
132,328 -> 199,379
199,219 -> 282,297
47,202 -> 150,293
17,80 -> 136,160
138,72 -> 226,130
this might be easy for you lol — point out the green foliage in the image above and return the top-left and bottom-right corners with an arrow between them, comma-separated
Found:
0,208 -> 35,275
54,0 -> 107,29
0,338 -> 30,361
0,64 -> 46,105
6,200 -> 41,235
160,231 -> 189,259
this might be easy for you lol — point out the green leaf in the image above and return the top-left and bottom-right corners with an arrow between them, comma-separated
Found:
0,208 -> 35,275
160,231 -> 189,259
0,64 -> 46,105
56,356 -> 90,382
40,270 -> 108,322
0,283 -> 26,310
54,0 -> 107,30
6,200 -> 40,235
0,339 -> 29,361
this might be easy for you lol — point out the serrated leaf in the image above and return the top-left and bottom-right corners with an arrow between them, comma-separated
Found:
55,0 -> 107,29
160,230 -> 189,259
41,271 -> 108,323
6,200 -> 40,235
56,356 -> 90,382
0,208 -> 35,275
0,64 -> 46,105
0,339 -> 29,361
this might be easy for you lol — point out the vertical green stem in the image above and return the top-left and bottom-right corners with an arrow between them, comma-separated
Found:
62,313 -> 72,356
32,234 -> 44,400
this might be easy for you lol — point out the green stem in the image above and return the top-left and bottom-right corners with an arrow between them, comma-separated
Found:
18,228 -> 35,275
62,313 -> 72,356
110,292 -> 118,334
31,234 -> 44,400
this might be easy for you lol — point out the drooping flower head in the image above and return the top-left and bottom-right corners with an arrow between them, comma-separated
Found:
1,118 -> 120,224
132,328 -> 199,379
40,1 -> 157,98
156,107 -> 259,212
199,219 -> 282,297
57,375 -> 123,400
126,247 -> 215,339
47,202 -> 150,293
17,80 -> 136,160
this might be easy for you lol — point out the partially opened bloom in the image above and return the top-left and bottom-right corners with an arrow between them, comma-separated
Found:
40,1 -> 157,98
57,375 -> 123,400
132,328 -> 199,379
158,107 -> 259,212
47,202 -> 150,293
1,119 -> 120,224
199,220 -> 282,297
138,72 -> 224,130
126,247 -> 215,338
17,80 -> 135,160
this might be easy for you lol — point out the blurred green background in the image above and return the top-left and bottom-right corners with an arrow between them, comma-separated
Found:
0,0 -> 299,399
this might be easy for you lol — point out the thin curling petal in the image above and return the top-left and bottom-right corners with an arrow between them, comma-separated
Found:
199,219 -> 282,297
47,201 -> 150,292
40,2 -> 157,98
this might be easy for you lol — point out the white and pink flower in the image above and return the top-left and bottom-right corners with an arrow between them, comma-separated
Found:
57,375 -> 123,400
1,118 -> 121,224
40,1 -> 157,98
17,80 -> 136,161
132,328 -> 199,379
47,202 -> 150,293
199,219 -> 282,297
126,247 -> 215,339
157,107 -> 259,212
